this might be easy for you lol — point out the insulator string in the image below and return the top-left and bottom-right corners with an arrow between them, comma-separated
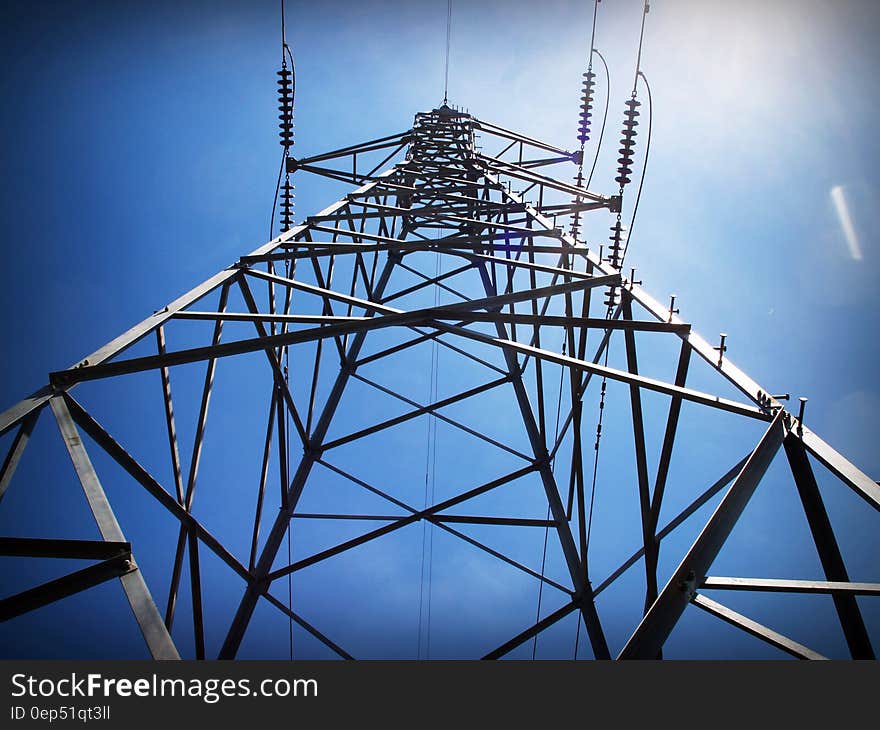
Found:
569,0 -> 604,242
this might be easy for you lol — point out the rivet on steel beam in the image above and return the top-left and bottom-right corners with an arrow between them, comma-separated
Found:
797,397 -> 808,433
667,294 -> 679,322
714,333 -> 728,366
678,570 -> 697,600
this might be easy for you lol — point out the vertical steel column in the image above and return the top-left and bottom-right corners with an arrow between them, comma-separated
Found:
783,434 -> 874,659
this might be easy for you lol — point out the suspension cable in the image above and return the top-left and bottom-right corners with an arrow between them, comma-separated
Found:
443,0 -> 453,104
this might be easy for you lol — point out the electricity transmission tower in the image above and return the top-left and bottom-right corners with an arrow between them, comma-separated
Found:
0,104 -> 877,660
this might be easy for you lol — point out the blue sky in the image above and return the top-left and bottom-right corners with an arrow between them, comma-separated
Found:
0,0 -> 878,659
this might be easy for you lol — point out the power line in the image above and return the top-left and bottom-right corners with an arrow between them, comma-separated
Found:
443,0 -> 452,104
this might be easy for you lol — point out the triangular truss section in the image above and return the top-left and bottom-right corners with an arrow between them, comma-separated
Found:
1,106 -> 877,659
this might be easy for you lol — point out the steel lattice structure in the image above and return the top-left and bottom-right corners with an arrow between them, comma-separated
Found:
0,105 -> 877,660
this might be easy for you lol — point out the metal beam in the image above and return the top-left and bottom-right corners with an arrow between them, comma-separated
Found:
621,298 -> 659,615
0,537 -> 130,560
0,409 -> 39,503
618,410 -> 785,659
701,576 -> 880,595
262,592 -> 355,660
783,434 -> 874,658
63,394 -> 251,582
482,602 -> 578,660
49,396 -> 180,660
593,455 -> 751,597
691,594 -> 827,660
0,554 -> 135,622
440,323 -> 769,421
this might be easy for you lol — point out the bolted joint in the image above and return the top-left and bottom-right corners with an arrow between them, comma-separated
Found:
49,370 -> 74,389
608,195 -> 623,214
285,156 -> 300,174
570,149 -> 584,166
532,452 -> 552,470
304,440 -> 325,460
678,569 -> 697,601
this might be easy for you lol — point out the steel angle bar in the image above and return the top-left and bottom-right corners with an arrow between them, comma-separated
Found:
0,409 -> 39,501
482,602 -> 579,660
166,271 -> 614,368
0,537 -> 130,560
0,553 -> 135,622
490,170 -> 788,421
291,513 -> 403,521
0,387 -> 53,439
316,458 -> 416,513
650,341 -> 692,525
291,130 -> 411,166
62,395 -> 251,582
430,515 -> 556,527
430,521 -> 572,595
261,591 -> 355,660
691,594 -> 827,660
49,396 -> 179,660
477,156 -> 613,205
292,163 -> 374,186
621,299 -> 658,613
461,252 -> 599,281
783,434 -> 874,658
270,514 -> 421,577
268,464 -> 538,581
236,277 -> 308,446
701,577 -> 880,595
349,374 -> 530,460
321,376 -> 508,451
618,410 -> 785,659
472,118 -> 574,159
390,261 -> 472,303
173,311 -> 370,324
494,163 -> 877,524
594,455 -> 750,597
1,169 -> 406,433
438,324 -> 768,421
799,426 -> 880,512
381,262 -> 474,304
